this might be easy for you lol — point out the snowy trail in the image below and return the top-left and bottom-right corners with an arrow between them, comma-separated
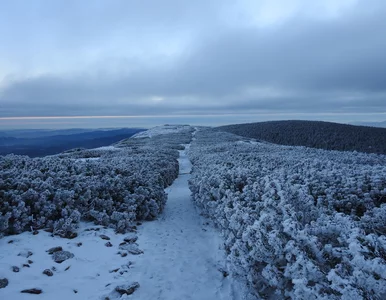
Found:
129,144 -> 237,300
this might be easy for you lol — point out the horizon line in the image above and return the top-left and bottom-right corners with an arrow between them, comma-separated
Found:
1,112 -> 386,121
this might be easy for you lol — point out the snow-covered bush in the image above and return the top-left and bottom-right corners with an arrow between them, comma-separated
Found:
0,130 -> 192,236
188,129 -> 386,299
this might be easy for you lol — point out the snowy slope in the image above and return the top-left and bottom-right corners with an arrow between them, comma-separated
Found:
132,125 -> 191,139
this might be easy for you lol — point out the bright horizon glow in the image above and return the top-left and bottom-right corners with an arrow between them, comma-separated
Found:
1,111 -> 386,121
1,112 -> 385,130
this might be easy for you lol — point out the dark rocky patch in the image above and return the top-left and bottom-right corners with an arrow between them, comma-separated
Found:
119,251 -> 128,257
64,232 -> 78,239
43,269 -> 53,277
46,246 -> 62,255
100,234 -> 110,240
109,268 -> 120,273
0,278 -> 8,289
52,251 -> 74,263
115,282 -> 140,295
21,288 -> 42,294
123,233 -> 138,244
12,266 -> 20,272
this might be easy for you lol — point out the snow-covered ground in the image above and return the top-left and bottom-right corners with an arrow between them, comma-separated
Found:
0,223 -> 140,299
126,144 -> 246,300
93,146 -> 121,151
132,125 -> 191,139
0,138 -> 249,300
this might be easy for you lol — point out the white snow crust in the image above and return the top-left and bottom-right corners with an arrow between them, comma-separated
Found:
132,125 -> 191,139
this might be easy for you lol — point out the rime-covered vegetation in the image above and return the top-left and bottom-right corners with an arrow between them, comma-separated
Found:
189,129 -> 386,299
218,120 -> 386,154
0,128 -> 193,238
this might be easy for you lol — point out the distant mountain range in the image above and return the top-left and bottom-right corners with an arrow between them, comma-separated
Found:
218,120 -> 386,154
0,128 -> 99,139
0,128 -> 145,157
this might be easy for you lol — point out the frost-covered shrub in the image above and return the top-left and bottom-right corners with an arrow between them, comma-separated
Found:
0,130 -> 191,236
188,129 -> 386,299
53,209 -> 81,238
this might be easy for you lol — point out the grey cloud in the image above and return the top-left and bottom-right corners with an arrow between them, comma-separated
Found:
1,0 -> 386,119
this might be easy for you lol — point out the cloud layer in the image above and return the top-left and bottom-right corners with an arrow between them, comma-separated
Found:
0,0 -> 385,123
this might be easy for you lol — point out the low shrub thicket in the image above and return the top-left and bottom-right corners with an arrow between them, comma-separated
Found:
189,129 -> 386,299
0,130 -> 193,237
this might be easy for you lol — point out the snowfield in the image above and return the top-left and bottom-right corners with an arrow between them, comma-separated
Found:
0,223 -> 142,299
131,124 -> 192,139
1,125 -> 386,299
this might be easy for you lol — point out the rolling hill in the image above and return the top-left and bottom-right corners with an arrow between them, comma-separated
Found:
218,120 -> 386,154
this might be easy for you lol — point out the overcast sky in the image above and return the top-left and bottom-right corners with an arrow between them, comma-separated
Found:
0,0 -> 386,128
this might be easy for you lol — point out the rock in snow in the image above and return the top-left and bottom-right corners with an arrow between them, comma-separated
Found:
100,234 -> 110,240
52,251 -> 74,263
123,233 -> 138,243
118,243 -> 143,255
12,266 -> 20,273
118,251 -> 128,257
21,288 -> 42,294
115,282 -> 140,295
46,246 -> 62,255
0,279 -> 8,289
43,269 -> 54,277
